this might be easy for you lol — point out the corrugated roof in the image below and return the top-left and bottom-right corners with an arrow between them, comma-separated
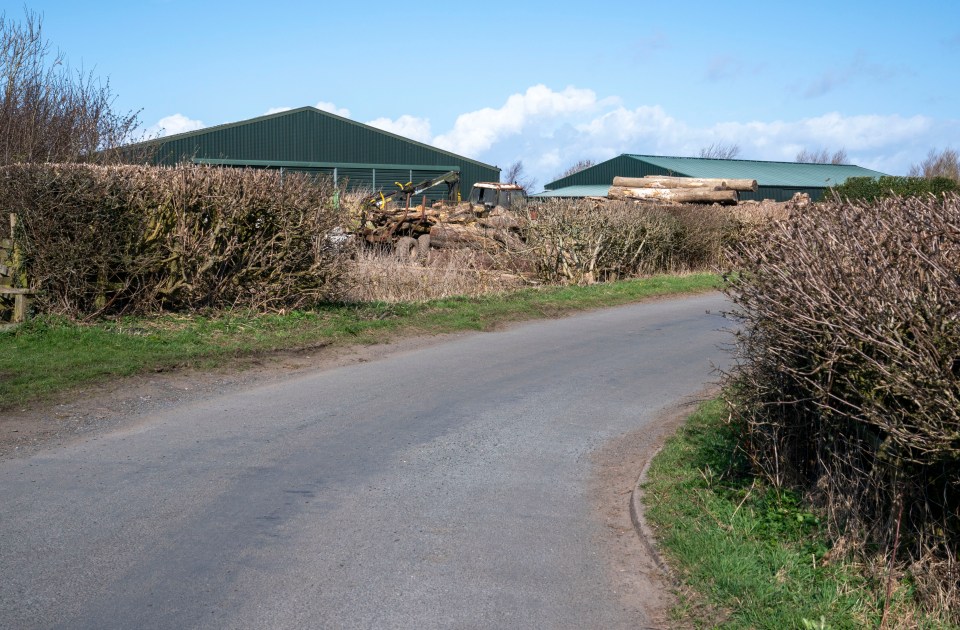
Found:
125,106 -> 499,171
624,154 -> 885,187
532,185 -> 611,198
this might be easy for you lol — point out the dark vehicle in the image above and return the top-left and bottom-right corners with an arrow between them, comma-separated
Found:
468,182 -> 527,209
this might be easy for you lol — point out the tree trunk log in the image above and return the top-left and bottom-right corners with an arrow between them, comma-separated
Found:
429,224 -> 499,250
608,186 -> 739,205
612,175 -> 757,192
478,214 -> 520,230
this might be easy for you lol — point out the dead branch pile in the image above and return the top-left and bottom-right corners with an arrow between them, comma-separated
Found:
723,194 -> 960,618
0,163 -> 346,316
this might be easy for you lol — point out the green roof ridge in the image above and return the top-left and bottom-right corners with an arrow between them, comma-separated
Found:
126,106 -> 499,172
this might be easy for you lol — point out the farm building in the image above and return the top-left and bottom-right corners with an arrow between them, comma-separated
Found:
123,106 -> 500,201
538,154 -> 886,201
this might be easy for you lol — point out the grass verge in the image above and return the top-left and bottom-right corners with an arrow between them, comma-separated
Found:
642,399 -> 949,629
1,272 -> 719,410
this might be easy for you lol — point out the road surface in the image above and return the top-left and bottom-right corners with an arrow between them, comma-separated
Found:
0,293 -> 730,629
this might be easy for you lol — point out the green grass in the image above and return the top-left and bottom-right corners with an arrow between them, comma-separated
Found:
643,399 -> 950,629
0,273 -> 719,409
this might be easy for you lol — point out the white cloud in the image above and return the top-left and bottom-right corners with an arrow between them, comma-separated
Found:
365,83 -> 943,185
440,90 -> 941,183
432,84 -> 599,156
265,106 -> 292,115
315,100 -> 351,118
143,86 -> 951,188
143,113 -> 205,138
705,113 -> 932,162
366,115 -> 433,143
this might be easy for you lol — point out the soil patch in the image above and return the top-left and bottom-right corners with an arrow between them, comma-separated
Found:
589,391 -> 716,629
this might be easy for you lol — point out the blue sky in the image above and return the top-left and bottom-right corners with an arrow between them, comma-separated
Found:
13,0 -> 960,189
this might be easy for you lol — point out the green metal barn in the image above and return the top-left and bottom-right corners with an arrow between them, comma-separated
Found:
124,106 -> 500,201
539,154 -> 886,201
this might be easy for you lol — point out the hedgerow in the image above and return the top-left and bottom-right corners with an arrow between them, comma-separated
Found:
0,163 -> 345,316
520,199 -> 787,284
826,175 -> 960,202
724,194 -> 960,619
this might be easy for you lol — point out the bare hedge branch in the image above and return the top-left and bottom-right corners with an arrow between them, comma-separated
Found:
519,199 -> 780,284
723,194 -> 960,617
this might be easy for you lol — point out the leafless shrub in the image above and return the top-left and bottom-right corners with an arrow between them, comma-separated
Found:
554,159 -> 595,181
520,199 -> 753,284
2,163 -> 346,316
698,142 -> 741,160
0,9 -> 140,164
908,148 -> 960,181
502,160 -> 537,194
723,194 -> 960,619
795,147 -> 849,164
341,248 -> 524,303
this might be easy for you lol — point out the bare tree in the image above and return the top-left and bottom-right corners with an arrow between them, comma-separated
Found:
698,142 -> 741,160
795,148 -> 849,164
555,158 -> 595,180
0,9 -> 140,165
908,148 -> 960,181
502,160 -> 537,193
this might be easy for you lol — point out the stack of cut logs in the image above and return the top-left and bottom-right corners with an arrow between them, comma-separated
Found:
607,175 -> 758,205
358,202 -> 523,254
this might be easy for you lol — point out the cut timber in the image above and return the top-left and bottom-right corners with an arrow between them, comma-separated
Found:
612,175 -> 757,192
394,236 -> 416,259
478,214 -> 519,230
416,234 -> 431,259
429,224 -> 499,251
0,287 -> 35,324
13,294 -> 29,323
608,186 -> 739,205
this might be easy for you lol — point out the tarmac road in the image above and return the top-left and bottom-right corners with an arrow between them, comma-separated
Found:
0,293 -> 731,629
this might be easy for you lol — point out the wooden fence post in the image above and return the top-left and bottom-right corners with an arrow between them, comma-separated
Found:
2,213 -> 35,324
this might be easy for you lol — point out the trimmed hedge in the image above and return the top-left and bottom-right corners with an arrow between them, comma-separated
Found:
724,194 -> 960,618
0,164 -> 345,316
827,175 -> 960,202
520,200 -> 779,284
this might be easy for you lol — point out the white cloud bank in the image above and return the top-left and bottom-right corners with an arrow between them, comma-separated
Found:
424,86 -> 939,184
433,84 -> 601,156
143,113 -> 205,138
264,101 -> 351,117
352,85 -> 941,184
366,115 -> 432,143
315,101 -> 351,118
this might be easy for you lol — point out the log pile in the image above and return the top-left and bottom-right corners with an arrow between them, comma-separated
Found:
357,201 -> 523,255
607,175 -> 758,206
